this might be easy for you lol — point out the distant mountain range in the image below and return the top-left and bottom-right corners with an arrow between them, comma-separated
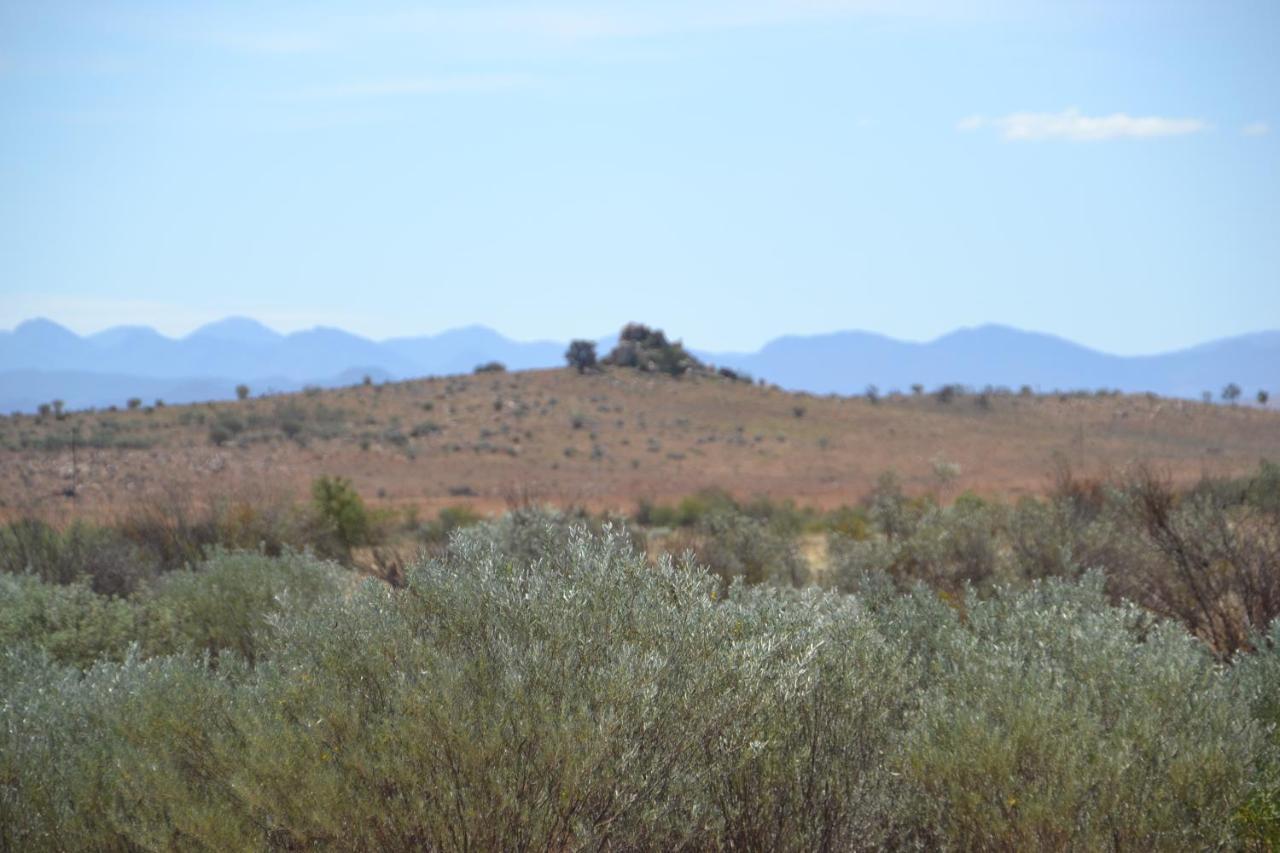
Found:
702,326 -> 1280,405
1,317 -> 1276,412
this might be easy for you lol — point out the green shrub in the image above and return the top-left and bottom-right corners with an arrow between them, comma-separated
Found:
310,475 -> 373,556
866,471 -> 931,542
824,504 -> 872,540
0,519 -> 152,597
0,550 -> 344,669
446,505 -> 593,568
635,487 -> 738,528
207,495 -> 309,558
141,549 -> 346,664
891,575 -> 1263,850
671,509 -> 811,589
0,575 -> 138,667
208,411 -> 245,446
1006,493 -> 1129,583
829,494 -> 1007,597
0,647 -> 251,850
740,494 -> 823,536
0,517 -> 1274,849
1232,619 -> 1280,846
416,504 -> 484,545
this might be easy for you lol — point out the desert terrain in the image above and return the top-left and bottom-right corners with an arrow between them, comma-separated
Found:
4,366 -> 1277,523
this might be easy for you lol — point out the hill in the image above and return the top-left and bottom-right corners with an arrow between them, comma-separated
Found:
4,365 -> 1277,522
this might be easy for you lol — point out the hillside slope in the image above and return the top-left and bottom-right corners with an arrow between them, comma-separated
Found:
4,367 -> 1277,522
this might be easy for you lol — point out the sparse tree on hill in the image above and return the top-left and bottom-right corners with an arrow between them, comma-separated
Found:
1259,389 -> 1270,406
37,403 -> 51,419
51,400 -> 65,420
865,384 -> 880,405
236,384 -> 250,401
911,384 -> 924,396
127,397 -> 142,410
1222,383 -> 1241,404
565,339 -> 598,374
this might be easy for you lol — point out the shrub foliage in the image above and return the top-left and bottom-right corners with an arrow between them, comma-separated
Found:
2,516 -> 1276,849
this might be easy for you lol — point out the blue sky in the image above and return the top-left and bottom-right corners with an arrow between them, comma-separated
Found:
1,0 -> 1277,353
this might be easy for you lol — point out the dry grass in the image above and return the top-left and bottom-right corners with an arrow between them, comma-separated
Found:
2,368 -> 1277,522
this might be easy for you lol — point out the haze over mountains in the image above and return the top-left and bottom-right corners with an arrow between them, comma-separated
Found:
1,317 -> 1276,413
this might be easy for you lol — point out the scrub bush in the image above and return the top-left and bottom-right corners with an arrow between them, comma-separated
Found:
0,519 -> 149,597
1116,465 -> 1280,656
415,504 -> 484,546
310,475 -> 375,557
0,550 -> 345,669
672,509 -> 811,589
829,493 -> 1008,597
891,575 -> 1259,849
0,518 -> 1274,850
1232,620 -> 1280,846
0,576 -> 138,668
831,460 -> 1280,657
140,549 -> 347,664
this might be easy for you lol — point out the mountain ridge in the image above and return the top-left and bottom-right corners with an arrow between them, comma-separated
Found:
1,317 -> 1276,412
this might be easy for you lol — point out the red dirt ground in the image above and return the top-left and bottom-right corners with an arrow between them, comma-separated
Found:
4,367 -> 1278,524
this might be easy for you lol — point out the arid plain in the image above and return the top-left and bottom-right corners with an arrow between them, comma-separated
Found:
5,366 -> 1278,524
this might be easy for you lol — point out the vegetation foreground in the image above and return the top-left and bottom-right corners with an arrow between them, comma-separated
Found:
3,466 -> 1280,849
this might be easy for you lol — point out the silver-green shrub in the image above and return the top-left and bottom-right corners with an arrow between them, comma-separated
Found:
828,494 -> 1009,597
139,549 -> 347,664
890,575 -> 1261,849
681,509 -> 812,589
0,549 -> 345,669
0,576 -> 137,668
1231,620 -> 1280,846
0,519 -> 1273,850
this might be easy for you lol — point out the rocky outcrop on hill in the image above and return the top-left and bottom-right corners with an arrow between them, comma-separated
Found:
602,324 -> 706,377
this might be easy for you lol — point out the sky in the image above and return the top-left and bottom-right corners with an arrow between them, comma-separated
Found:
1,0 -> 1277,354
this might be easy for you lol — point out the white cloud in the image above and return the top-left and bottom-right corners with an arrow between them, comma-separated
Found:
1242,121 -> 1270,137
958,108 -> 1208,141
